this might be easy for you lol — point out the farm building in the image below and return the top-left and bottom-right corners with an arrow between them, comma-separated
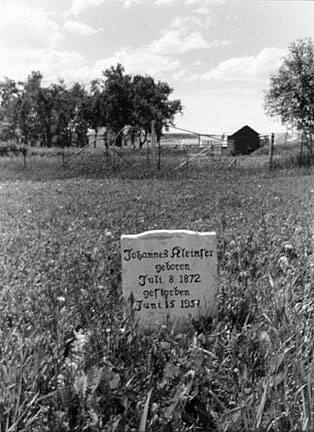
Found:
227,125 -> 260,155
161,132 -> 227,149
161,133 -> 199,147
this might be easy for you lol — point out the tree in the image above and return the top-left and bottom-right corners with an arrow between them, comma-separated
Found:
24,71 -> 56,147
0,65 -> 183,150
0,78 -> 21,142
0,77 -> 40,146
264,38 -> 314,158
48,80 -> 72,148
83,79 -> 106,148
24,73 -> 88,148
66,82 -> 88,147
131,75 -> 182,145
97,64 -> 182,146
99,64 -> 133,146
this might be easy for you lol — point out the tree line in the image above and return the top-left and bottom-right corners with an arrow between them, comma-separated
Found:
264,37 -> 314,161
1,38 -> 313,158
0,64 -> 182,148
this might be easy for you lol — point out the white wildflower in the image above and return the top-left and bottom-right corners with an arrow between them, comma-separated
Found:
278,256 -> 289,270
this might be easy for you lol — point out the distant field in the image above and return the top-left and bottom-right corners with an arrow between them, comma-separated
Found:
253,139 -> 301,156
1,151 -> 314,431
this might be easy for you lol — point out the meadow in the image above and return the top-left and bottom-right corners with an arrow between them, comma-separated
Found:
0,150 -> 314,431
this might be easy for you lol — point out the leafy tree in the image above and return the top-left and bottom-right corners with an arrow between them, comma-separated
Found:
131,75 -> 182,145
0,78 -> 21,142
0,77 -> 40,146
24,71 -> 56,147
49,80 -> 73,148
0,64 -> 183,150
99,64 -> 133,146
97,64 -> 182,146
66,82 -> 88,147
265,38 -> 314,156
83,79 -> 106,147
24,73 -> 88,148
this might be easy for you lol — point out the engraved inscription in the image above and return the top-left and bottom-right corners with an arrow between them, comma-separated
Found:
121,230 -> 217,327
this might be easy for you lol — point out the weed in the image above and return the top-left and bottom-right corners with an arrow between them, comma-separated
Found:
0,155 -> 313,431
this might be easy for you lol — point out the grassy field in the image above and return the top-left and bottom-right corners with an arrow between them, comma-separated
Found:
0,139 -> 306,182
0,151 -> 314,431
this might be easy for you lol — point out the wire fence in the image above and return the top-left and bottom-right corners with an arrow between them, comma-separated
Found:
0,131 -> 312,181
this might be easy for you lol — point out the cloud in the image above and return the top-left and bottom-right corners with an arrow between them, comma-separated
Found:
170,15 -> 204,30
186,0 -> 226,4
123,0 -> 142,7
0,2 -> 95,83
88,12 -> 229,80
1,41 -> 180,85
149,16 -> 229,55
172,70 -> 187,82
1,2 -> 61,50
93,12 -> 231,79
154,0 -> 226,5
169,48 -> 283,84
154,0 -> 178,4
69,0 -> 224,15
200,48 -> 285,82
0,47 -> 90,84
92,48 -> 180,77
69,0 -> 143,14
70,0 -> 106,16
90,13 -> 231,80
151,30 -> 210,54
63,20 -> 98,35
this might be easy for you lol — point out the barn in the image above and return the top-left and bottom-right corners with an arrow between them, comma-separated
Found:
228,125 -> 260,155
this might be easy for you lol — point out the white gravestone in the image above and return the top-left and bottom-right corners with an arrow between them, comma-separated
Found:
121,230 -> 217,328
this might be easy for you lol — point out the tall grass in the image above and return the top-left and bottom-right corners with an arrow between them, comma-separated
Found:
0,152 -> 313,431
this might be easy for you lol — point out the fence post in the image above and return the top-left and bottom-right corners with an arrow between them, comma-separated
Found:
157,138 -> 161,170
269,132 -> 275,170
186,145 -> 189,168
151,120 -> 157,165
61,142 -> 65,169
146,140 -> 150,164
22,144 -> 28,168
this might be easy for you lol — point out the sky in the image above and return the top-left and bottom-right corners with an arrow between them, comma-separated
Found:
1,0 -> 314,134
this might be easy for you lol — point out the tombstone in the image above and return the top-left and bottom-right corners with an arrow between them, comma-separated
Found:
121,230 -> 217,329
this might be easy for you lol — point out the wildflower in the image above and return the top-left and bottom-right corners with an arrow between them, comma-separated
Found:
260,330 -> 272,356
282,243 -> 296,260
151,403 -> 159,413
70,330 -> 90,367
57,373 -> 65,388
278,256 -> 289,270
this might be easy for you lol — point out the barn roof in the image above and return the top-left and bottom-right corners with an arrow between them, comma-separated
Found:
228,125 -> 259,138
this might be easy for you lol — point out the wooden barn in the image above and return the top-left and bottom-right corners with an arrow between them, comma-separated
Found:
228,125 -> 260,155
